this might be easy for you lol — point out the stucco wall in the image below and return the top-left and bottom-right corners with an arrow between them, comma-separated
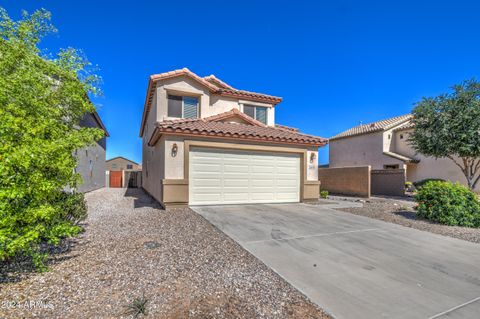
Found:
76,113 -> 107,192
319,166 -> 371,197
371,169 -> 406,196
153,76 -> 275,125
106,158 -> 141,171
329,132 -> 403,169
393,129 -> 479,192
142,135 -> 166,203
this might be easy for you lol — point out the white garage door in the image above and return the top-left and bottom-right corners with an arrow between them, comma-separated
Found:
189,147 -> 300,205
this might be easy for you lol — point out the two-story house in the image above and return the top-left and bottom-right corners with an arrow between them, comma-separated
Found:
75,111 -> 109,192
139,68 -> 327,207
329,114 -> 479,192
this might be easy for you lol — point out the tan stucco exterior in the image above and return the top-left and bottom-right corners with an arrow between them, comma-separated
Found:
319,166 -> 371,197
330,132 -> 404,169
329,123 -> 479,192
153,76 -> 276,125
106,157 -> 141,171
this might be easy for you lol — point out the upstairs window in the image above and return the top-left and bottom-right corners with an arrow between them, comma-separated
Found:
243,105 -> 267,124
127,164 -> 133,169
168,95 -> 199,119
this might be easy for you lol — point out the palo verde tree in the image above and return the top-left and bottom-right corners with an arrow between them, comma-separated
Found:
0,8 -> 104,268
409,79 -> 480,190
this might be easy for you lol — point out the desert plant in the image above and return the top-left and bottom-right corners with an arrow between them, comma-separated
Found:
415,181 -> 480,227
320,190 -> 329,199
124,294 -> 149,318
0,8 -> 103,268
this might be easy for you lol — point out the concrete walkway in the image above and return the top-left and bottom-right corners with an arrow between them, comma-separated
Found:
192,203 -> 480,319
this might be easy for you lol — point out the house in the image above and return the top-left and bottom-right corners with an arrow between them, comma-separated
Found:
329,114 -> 479,192
106,156 -> 142,188
75,111 -> 109,192
139,68 -> 327,207
106,156 -> 141,171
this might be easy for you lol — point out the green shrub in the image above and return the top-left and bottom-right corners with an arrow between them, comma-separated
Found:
415,181 -> 480,227
320,190 -> 329,199
413,178 -> 445,189
0,9 -> 102,269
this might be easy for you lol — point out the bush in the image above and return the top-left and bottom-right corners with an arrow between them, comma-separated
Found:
0,192 -> 87,269
0,9 -> 102,269
415,181 -> 480,227
413,178 -> 445,189
320,190 -> 329,199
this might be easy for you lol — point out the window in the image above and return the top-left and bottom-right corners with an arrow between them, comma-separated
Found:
384,164 -> 399,169
127,164 -> 133,169
168,95 -> 198,119
243,105 -> 268,124
112,163 -> 117,169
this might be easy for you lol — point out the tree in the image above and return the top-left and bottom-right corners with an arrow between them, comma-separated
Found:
0,8 -> 104,268
409,79 -> 480,190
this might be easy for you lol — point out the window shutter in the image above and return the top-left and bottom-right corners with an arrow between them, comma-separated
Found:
183,97 -> 198,119
167,95 -> 182,118
256,107 -> 267,124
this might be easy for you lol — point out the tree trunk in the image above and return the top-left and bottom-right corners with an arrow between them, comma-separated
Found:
448,156 -> 480,191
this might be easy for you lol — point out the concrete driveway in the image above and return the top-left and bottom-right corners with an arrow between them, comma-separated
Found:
192,202 -> 480,319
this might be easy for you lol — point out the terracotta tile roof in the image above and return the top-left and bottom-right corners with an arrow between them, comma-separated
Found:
393,120 -> 415,132
330,114 -> 413,141
140,68 -> 283,136
202,108 -> 267,127
275,124 -> 299,132
203,75 -> 235,90
148,109 -> 327,147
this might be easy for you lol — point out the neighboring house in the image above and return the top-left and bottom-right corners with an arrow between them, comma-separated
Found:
106,156 -> 142,188
75,111 -> 109,193
329,114 -> 479,192
140,68 -> 327,207
106,156 -> 141,171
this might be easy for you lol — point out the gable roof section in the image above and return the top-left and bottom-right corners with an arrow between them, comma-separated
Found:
202,108 -> 267,127
106,156 -> 139,165
393,120 -> 415,132
148,109 -> 327,147
91,111 -> 109,137
139,68 -> 282,137
203,74 -> 235,89
330,114 -> 413,141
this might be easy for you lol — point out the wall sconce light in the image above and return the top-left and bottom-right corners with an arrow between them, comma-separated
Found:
171,143 -> 178,157
309,152 -> 317,163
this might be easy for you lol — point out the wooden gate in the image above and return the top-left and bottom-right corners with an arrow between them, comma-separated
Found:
109,171 -> 122,188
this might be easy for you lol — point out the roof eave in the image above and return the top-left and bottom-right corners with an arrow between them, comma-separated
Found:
148,127 -> 327,148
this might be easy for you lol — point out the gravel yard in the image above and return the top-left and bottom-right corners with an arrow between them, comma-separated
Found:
327,196 -> 480,244
0,188 -> 329,319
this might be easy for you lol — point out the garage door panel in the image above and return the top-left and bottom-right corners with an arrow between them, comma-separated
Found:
192,178 -> 222,187
191,193 -> 222,202
192,164 -> 222,173
223,164 -> 249,173
223,193 -> 250,202
250,192 -> 276,200
190,148 -> 300,205
224,179 -> 249,187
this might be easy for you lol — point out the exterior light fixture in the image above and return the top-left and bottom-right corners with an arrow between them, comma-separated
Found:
310,152 -> 316,163
171,143 -> 178,157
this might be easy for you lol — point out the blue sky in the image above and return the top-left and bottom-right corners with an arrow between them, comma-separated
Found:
4,1 -> 480,164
